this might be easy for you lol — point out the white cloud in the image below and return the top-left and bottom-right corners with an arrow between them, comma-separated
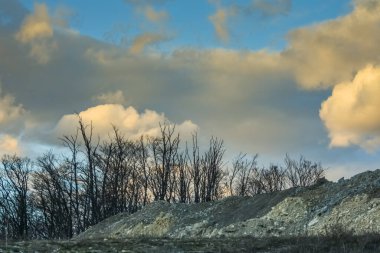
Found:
15,3 -> 53,42
15,3 -> 56,64
94,90 -> 126,105
143,5 -> 168,23
0,134 -> 21,156
209,8 -> 235,42
129,33 -> 168,54
14,3 -> 72,64
0,88 -> 24,125
208,0 -> 291,43
54,104 -> 198,141
320,65 -> 380,151
285,0 -> 380,89
2,0 -> 380,175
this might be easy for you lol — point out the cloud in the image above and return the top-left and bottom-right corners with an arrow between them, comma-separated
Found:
14,3 -> 72,64
0,0 -> 28,29
0,88 -> 24,125
143,5 -> 168,22
124,0 -> 170,24
15,3 -> 53,42
284,0 -> 380,89
1,0 -> 379,177
320,65 -> 380,151
93,90 -> 126,105
251,0 -> 291,16
54,104 -> 198,141
208,0 -> 291,42
0,134 -> 21,156
209,8 -> 235,42
124,0 -> 170,6
129,33 -> 168,54
15,3 -> 56,64
123,0 -> 171,50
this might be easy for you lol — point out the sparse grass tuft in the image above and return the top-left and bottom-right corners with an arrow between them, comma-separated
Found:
1,234 -> 380,253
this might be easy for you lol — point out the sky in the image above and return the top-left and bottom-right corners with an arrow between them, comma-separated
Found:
0,0 -> 380,181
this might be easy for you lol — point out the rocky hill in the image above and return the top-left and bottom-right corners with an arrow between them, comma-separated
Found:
76,170 -> 380,240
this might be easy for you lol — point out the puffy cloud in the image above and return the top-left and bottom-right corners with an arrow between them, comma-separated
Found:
14,3 -> 71,64
0,88 -> 24,125
129,33 -> 168,54
54,104 -> 198,141
2,0 -> 379,176
320,65 -> 380,151
0,134 -> 21,156
285,0 -> 380,89
15,3 -> 53,42
93,90 -> 126,105
15,3 -> 56,64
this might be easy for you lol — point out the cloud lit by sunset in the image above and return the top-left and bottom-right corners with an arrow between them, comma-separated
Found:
1,0 -> 380,180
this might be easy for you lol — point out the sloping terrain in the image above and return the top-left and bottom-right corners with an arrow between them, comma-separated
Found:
76,170 -> 380,240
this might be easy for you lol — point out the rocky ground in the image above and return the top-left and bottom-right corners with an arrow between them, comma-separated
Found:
3,170 -> 380,252
77,170 -> 380,240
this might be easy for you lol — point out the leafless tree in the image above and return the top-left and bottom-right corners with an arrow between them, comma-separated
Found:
285,154 -> 324,187
149,122 -> 180,201
33,152 -> 73,239
201,137 -> 225,202
175,152 -> 191,203
228,153 -> 258,196
0,155 -> 32,239
259,165 -> 286,193
77,116 -> 100,225
60,131 -> 84,235
188,133 -> 201,203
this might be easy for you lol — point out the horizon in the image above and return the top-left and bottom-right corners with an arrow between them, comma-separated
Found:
1,0 -> 380,181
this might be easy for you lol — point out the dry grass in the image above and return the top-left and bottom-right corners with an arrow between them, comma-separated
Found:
1,233 -> 380,253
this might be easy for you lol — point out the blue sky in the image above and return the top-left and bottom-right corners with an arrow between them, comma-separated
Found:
19,0 -> 353,50
1,0 -> 380,181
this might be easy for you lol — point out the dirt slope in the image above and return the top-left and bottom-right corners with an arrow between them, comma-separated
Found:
76,170 -> 380,240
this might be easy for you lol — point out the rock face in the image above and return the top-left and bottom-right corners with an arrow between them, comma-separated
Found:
76,170 -> 380,240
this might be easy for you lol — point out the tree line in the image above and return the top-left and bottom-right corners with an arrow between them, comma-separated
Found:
0,118 -> 324,240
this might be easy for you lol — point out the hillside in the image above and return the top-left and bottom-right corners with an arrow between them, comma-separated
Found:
76,170 -> 380,240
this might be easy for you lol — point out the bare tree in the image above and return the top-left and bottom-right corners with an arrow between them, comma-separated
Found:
188,133 -> 201,203
77,116 -> 100,225
228,153 -> 258,196
137,136 -> 149,206
175,152 -> 191,203
0,155 -> 32,239
201,137 -> 225,202
285,155 -> 324,187
259,165 -> 286,193
60,131 -> 83,235
149,122 -> 180,201
33,152 -> 73,239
